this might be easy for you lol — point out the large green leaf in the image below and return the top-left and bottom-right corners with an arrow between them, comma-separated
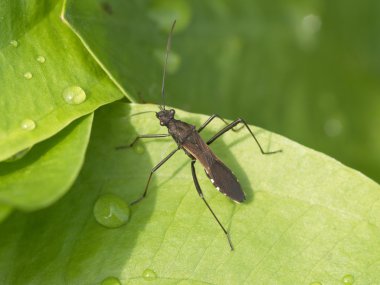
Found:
0,102 -> 378,284
0,114 -> 93,212
63,0 -> 380,183
0,0 -> 123,161
0,203 -> 12,223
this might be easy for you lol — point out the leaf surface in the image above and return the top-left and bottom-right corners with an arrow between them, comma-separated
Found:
0,102 -> 379,284
0,114 -> 93,211
0,204 -> 12,223
0,0 -> 123,161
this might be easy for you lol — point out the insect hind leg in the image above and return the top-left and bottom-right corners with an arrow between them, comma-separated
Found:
206,118 -> 282,155
190,160 -> 234,251
197,114 -> 243,133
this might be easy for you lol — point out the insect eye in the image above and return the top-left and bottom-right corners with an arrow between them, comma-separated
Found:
160,121 -> 164,126
170,109 -> 175,115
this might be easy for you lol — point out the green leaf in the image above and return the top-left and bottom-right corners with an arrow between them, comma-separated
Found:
0,0 -> 123,161
62,0 -> 167,102
0,102 -> 379,284
0,114 -> 93,211
0,203 -> 12,223
62,0 -> 380,183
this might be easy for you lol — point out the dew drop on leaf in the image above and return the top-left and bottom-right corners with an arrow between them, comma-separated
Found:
341,274 -> 354,284
36,55 -> 46,63
142,268 -> 157,281
101,276 -> 121,285
93,194 -> 130,228
23,72 -> 33,79
20,119 -> 36,131
62,86 -> 87,105
10,40 -> 18,47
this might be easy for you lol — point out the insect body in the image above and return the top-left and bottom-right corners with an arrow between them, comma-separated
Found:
157,109 -> 245,202
120,20 -> 281,250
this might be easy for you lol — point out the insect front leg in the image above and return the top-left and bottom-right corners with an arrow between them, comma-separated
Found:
197,114 -> 243,133
206,118 -> 282,155
131,147 -> 179,205
190,160 -> 234,251
116,134 -> 170,149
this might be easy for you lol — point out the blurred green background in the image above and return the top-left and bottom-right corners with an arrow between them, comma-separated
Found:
66,0 -> 380,183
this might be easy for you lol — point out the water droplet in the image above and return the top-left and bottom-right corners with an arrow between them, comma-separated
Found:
101,276 -> 121,285
93,194 -> 130,228
142,268 -> 157,281
20,119 -> 36,131
302,14 -> 322,34
154,49 -> 181,74
36,56 -> 46,63
10,40 -> 18,47
24,72 -> 33,79
309,282 -> 322,285
133,144 -> 145,154
148,0 -> 191,33
297,14 -> 322,50
324,118 -> 343,137
5,147 -> 32,162
341,274 -> 354,284
62,86 -> 87,105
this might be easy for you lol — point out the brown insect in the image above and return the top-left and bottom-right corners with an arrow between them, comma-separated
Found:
118,20 -> 281,250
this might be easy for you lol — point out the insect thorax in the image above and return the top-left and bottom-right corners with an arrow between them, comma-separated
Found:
168,120 -> 196,145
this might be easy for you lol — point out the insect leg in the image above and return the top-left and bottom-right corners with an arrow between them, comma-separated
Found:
131,147 -> 179,205
206,118 -> 282,155
197,114 -> 243,133
116,134 -> 170,149
191,160 -> 234,251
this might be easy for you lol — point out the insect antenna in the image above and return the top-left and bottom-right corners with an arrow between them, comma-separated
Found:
160,20 -> 176,111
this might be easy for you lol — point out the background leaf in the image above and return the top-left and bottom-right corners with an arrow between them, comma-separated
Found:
0,0 -> 123,161
0,204 -> 12,223
0,114 -> 93,211
0,102 -> 378,284
63,0 -> 380,183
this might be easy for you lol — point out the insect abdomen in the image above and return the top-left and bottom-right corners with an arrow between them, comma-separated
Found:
206,160 -> 246,203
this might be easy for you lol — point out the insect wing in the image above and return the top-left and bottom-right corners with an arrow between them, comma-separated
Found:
206,159 -> 246,203
181,131 -> 246,203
